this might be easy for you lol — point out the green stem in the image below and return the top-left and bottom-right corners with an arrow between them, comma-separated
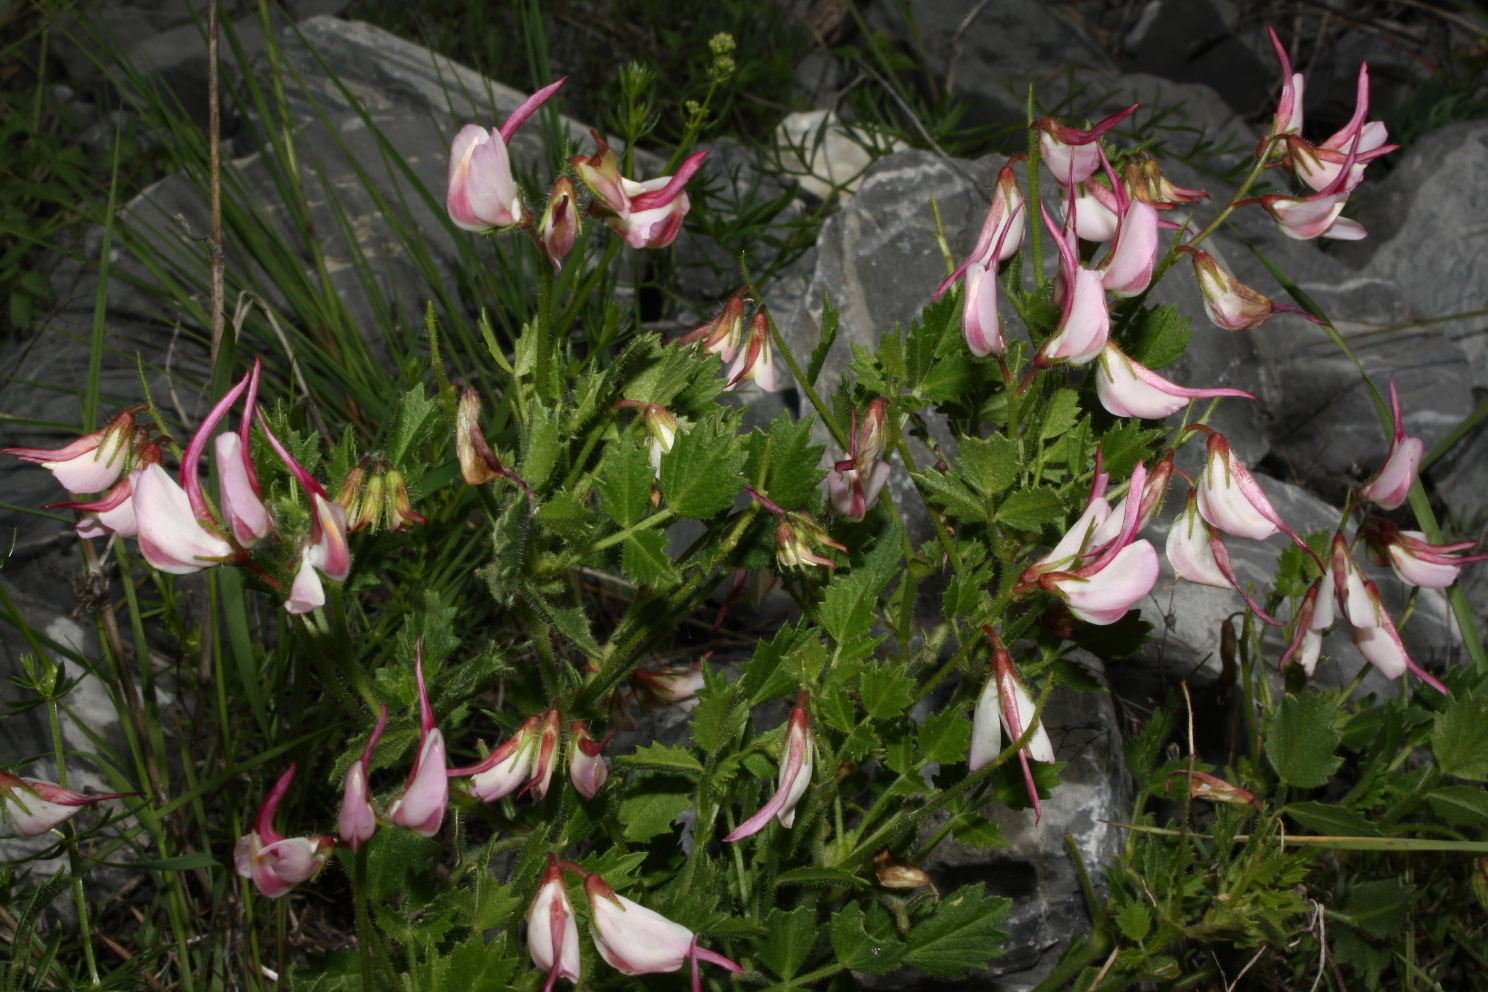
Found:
535,262 -> 556,402
354,846 -> 373,991
46,684 -> 101,987
563,507 -> 675,564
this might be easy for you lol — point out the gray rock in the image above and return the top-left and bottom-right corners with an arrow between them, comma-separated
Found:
1120,0 -> 1269,115
865,0 -> 1114,129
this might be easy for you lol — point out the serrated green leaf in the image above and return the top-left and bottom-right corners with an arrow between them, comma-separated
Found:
775,867 -> 868,889
1427,785 -> 1488,826
741,622 -> 814,705
861,662 -> 914,719
547,603 -> 603,660
1039,390 -> 1080,441
918,710 -> 972,765
519,401 -> 562,492
690,679 -> 747,756
1115,901 -> 1151,941
537,489 -> 594,539
621,531 -> 680,587
597,439 -> 656,528
818,530 -> 903,645
444,933 -> 519,992
1433,690 -> 1488,782
618,742 -> 704,774
747,411 -> 826,510
995,487 -> 1064,531
1099,421 -> 1164,481
1285,802 -> 1382,837
758,906 -> 819,980
618,789 -> 694,842
807,294 -> 840,387
848,343 -> 890,395
958,435 -> 1020,496
1264,694 -> 1344,789
1130,304 -> 1192,370
819,684 -> 860,734
659,417 -> 746,519
830,903 -> 906,975
912,469 -> 988,523
919,353 -> 976,403
903,884 -> 1010,977
384,384 -> 441,465
467,875 -> 521,931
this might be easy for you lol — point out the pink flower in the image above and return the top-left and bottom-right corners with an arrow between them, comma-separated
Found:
584,873 -> 744,981
0,771 -> 136,837
1181,246 -> 1311,331
1360,378 -> 1423,510
539,177 -> 581,270
232,764 -> 333,898
725,692 -> 814,841
57,444 -> 165,540
724,308 -> 777,392
827,399 -> 892,521
447,78 -> 567,232
528,855 -> 581,990
338,704 -> 388,852
1369,521 -> 1488,590
1035,202 -> 1110,367
133,464 -> 234,574
1,407 -> 146,494
574,131 -> 708,249
1254,130 -> 1367,241
1280,582 -> 1325,676
568,722 -> 611,800
450,713 -> 542,803
1261,26 -> 1306,154
1350,579 -> 1449,694
675,290 -> 746,363
1095,343 -> 1254,419
1036,104 -> 1138,187
528,709 -> 562,802
1287,64 -> 1396,193
1164,491 -> 1282,625
632,664 -> 705,712
1312,533 -> 1377,631
387,645 -> 448,837
1093,152 -> 1159,297
1039,462 -> 1161,624
257,415 -> 351,614
971,628 -> 1054,820
932,162 -> 1025,356
1191,427 -> 1306,546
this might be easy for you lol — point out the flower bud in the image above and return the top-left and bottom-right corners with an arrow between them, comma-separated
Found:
539,177 -> 581,270
568,722 -> 610,799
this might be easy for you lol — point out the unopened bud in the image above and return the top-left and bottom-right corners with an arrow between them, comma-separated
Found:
539,177 -> 581,270
874,847 -> 934,890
